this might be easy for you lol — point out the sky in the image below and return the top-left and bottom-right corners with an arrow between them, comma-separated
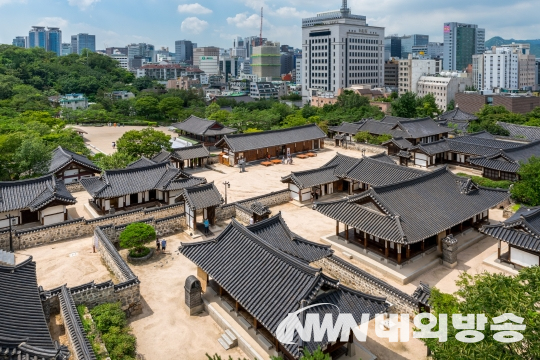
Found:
0,0 -> 539,51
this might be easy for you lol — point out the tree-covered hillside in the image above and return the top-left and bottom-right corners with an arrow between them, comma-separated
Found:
485,36 -> 540,57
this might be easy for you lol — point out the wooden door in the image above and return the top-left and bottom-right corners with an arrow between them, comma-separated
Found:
208,207 -> 216,225
21,210 -> 38,224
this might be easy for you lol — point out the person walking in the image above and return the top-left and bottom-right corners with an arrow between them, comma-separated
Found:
112,141 -> 116,150
203,218 -> 210,235
161,239 -> 167,253
156,238 -> 161,253
249,217 -> 254,225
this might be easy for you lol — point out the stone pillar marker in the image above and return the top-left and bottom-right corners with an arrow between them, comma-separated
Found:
185,275 -> 204,316
442,235 -> 458,268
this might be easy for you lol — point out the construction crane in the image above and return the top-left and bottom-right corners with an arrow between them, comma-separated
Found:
259,7 -> 263,46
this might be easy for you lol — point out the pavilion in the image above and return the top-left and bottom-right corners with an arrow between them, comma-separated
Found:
175,182 -> 224,229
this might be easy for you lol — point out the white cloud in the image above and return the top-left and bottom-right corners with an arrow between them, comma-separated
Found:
273,7 -> 313,18
68,0 -> 100,10
181,17 -> 209,34
37,17 -> 69,28
227,13 -> 264,29
177,3 -> 212,14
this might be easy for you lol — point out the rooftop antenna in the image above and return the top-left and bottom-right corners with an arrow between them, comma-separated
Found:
259,7 -> 263,46
341,0 -> 350,16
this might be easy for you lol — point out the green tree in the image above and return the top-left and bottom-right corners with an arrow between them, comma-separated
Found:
119,222 -> 156,256
116,128 -> 171,158
134,96 -> 159,119
282,113 -> 308,128
336,90 -> 370,109
132,77 -> 154,91
93,152 -> 135,170
13,136 -> 51,178
158,97 -> 184,120
416,93 -> 441,118
422,268 -> 540,359
205,102 -> 221,118
511,156 -> 540,206
447,99 -> 456,111
354,131 -> 372,143
391,92 -> 418,118
208,110 -> 231,123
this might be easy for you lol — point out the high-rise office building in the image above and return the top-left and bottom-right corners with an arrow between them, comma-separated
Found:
251,41 -> 281,79
106,47 -> 127,56
71,35 -> 78,55
301,0 -> 385,100
280,52 -> 295,76
12,36 -> 27,48
28,26 -> 62,56
244,36 -> 267,58
384,35 -> 402,59
61,43 -> 72,56
73,33 -> 96,54
175,40 -> 194,64
193,46 -> 220,67
400,34 -> 428,59
443,22 -> 485,71
295,54 -> 303,84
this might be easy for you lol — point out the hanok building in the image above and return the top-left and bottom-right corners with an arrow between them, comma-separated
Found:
282,153 -> 424,202
80,162 -> 206,214
0,175 -> 76,228
436,107 -> 478,133
329,116 -> 451,154
409,132 -> 525,169
0,257 -> 70,359
314,167 -> 509,265
481,206 -> 540,268
171,115 -> 237,146
180,215 -> 389,359
48,146 -> 101,184
469,140 -> 540,181
151,144 -> 211,169
497,121 -> 540,141
215,124 -> 327,166
175,182 -> 224,230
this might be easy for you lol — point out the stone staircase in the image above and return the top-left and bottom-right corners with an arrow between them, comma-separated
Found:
0,250 -> 15,266
218,329 -> 238,350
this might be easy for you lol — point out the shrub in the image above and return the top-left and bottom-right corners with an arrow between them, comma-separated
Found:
128,246 -> 151,258
119,223 -> 156,256
90,303 -> 127,333
456,173 -> 512,189
90,303 -> 137,360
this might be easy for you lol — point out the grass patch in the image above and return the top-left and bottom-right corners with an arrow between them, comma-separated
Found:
456,173 -> 513,189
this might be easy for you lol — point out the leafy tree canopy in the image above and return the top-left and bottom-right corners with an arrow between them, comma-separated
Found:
511,156 -> 540,206
119,223 -> 156,254
116,128 -> 171,158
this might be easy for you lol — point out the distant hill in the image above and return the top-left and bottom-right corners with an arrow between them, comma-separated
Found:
485,36 -> 540,58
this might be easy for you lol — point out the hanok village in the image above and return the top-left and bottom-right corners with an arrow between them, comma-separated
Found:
2,107 -> 540,360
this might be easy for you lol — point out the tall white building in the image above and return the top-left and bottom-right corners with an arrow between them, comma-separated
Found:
398,56 -> 437,95
295,55 -> 302,85
417,73 -> 472,111
473,47 -> 519,91
301,0 -> 385,102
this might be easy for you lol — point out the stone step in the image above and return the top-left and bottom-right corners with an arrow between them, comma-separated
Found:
218,337 -> 230,350
238,316 -> 253,330
221,333 -> 235,348
257,334 -> 274,350
222,300 -> 234,312
225,329 -> 237,343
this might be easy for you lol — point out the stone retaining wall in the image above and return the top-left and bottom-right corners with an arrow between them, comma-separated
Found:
66,182 -> 86,193
215,189 -> 290,223
314,256 -> 418,315
324,139 -> 388,155
0,202 -> 185,251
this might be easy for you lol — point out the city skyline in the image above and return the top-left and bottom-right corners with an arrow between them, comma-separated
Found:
1,0 -> 539,51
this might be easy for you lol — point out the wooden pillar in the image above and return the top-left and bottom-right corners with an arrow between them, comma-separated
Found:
253,318 -> 258,330
235,301 -> 240,313
336,221 -> 339,236
349,181 -> 353,195
299,189 -> 302,203
397,244 -> 402,264
364,234 -> 368,249
498,240 -> 501,259
345,225 -> 349,240
460,222 -> 463,232
385,241 -> 389,258
219,286 -> 223,297
406,245 -> 410,259
421,240 -> 425,252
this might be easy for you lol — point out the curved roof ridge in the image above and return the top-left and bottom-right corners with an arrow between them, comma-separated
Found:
372,165 -> 449,192
222,123 -> 321,139
0,173 -> 55,186
106,161 -> 168,174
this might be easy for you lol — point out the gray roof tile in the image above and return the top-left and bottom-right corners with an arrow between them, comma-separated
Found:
0,175 -> 76,212
469,140 -> 540,173
497,122 -> 540,141
80,163 -> 206,199
177,182 -> 223,210
48,146 -> 100,174
126,157 -> 156,169
342,157 -> 425,186
439,108 -> 478,121
155,144 -> 210,162
314,167 -> 509,244
172,115 -> 236,136
215,124 -> 326,152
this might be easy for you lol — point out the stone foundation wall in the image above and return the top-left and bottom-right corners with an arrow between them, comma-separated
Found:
314,256 -> 418,315
66,182 -> 86,193
324,139 -> 388,155
155,215 -> 186,236
0,202 -> 186,251
215,189 -> 291,223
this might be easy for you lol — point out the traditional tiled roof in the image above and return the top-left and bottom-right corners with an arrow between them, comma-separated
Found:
58,286 -> 97,360
411,135 -> 523,157
215,124 -> 326,153
342,156 -> 425,186
481,206 -> 540,252
381,137 -> 413,149
126,156 -> 156,169
314,167 -> 509,244
249,202 -> 271,217
397,150 -> 411,158
0,257 -> 69,359
80,162 -> 206,199
356,119 -> 398,136
439,108 -> 478,121
497,122 -> 540,141
179,219 -> 388,358
322,153 -> 363,174
380,115 -> 412,124
469,140 -> 540,173
369,152 -> 396,164
153,144 -> 211,163
353,118 -> 451,139
247,213 -> 333,263
281,165 -> 340,189
412,282 -> 431,305
450,135 -> 521,150
467,131 -> 496,139
328,122 -> 364,135
176,182 -> 223,210
48,146 -> 100,174
0,175 -> 76,212
172,115 -> 236,136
